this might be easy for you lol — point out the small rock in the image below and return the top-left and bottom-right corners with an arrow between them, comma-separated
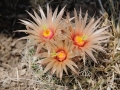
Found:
0,36 -> 6,42
20,69 -> 26,76
6,37 -> 12,42
29,81 -> 34,85
18,63 -> 27,69
11,49 -> 21,55
9,69 -> 17,78
20,87 -> 26,90
15,40 -> 25,49
0,63 -> 12,70
10,82 -> 16,87
0,71 -> 6,79
6,46 -> 12,51
0,67 -> 4,71
4,53 -> 10,59
14,56 -> 20,62
20,82 -> 24,86
11,39 -> 17,47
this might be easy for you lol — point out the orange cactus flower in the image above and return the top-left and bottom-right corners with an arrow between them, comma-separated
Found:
15,5 -> 65,54
37,41 -> 78,80
66,9 -> 109,64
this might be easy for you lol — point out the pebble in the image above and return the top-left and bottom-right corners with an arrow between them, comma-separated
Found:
15,40 -> 25,49
0,71 -> 6,79
20,69 -> 26,76
1,63 -> 12,70
6,37 -> 12,42
18,63 -> 27,69
10,82 -> 16,87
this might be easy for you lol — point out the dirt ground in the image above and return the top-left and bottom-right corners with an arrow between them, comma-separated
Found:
0,34 -> 27,90
0,34 -> 68,90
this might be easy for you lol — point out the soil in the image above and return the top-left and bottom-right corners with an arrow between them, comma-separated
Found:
0,34 -> 27,89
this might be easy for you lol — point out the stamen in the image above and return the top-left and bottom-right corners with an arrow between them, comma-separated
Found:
42,29 -> 54,39
51,52 -> 57,57
42,25 -> 47,30
74,35 -> 87,47
57,51 -> 66,61
51,50 -> 67,62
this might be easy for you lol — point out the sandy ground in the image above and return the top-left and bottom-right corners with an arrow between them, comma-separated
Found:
0,34 -> 29,90
0,34 -> 67,90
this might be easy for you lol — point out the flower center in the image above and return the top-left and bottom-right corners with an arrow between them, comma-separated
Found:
74,35 -> 87,47
51,50 -> 67,62
41,25 -> 54,39
42,29 -> 54,39
57,50 -> 66,61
